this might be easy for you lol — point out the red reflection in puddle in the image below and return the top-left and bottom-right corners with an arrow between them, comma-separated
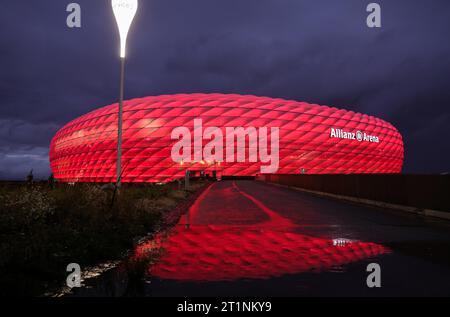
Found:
136,225 -> 389,282
134,182 -> 390,282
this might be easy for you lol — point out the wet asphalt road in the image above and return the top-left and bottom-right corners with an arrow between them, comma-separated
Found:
145,180 -> 450,296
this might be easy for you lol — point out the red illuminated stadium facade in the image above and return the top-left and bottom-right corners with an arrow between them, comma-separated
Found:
49,93 -> 404,183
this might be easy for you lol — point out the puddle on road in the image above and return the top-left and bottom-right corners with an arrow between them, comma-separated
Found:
134,224 -> 390,282
136,182 -> 391,284
65,223 -> 389,297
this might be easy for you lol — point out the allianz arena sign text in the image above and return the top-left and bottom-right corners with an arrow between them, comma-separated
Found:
330,128 -> 380,143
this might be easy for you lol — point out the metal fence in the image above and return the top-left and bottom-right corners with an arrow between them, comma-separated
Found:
257,174 -> 450,212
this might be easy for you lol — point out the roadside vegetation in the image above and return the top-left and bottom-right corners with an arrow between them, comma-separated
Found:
0,181 -> 205,296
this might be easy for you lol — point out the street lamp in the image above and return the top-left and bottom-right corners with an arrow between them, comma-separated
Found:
112,0 -> 138,188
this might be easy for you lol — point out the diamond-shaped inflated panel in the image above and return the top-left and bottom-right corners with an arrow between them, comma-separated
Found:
49,93 -> 404,183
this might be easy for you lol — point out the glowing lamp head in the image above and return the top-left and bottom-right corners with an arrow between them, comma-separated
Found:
112,0 -> 138,58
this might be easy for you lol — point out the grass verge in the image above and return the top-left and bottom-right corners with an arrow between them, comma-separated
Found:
0,181 -> 206,296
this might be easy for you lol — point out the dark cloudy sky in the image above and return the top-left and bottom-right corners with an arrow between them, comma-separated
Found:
1,0 -> 449,179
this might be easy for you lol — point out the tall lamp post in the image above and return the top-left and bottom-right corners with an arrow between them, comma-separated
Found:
112,0 -> 138,188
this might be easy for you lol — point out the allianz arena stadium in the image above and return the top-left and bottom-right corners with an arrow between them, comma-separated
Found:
49,93 -> 404,183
